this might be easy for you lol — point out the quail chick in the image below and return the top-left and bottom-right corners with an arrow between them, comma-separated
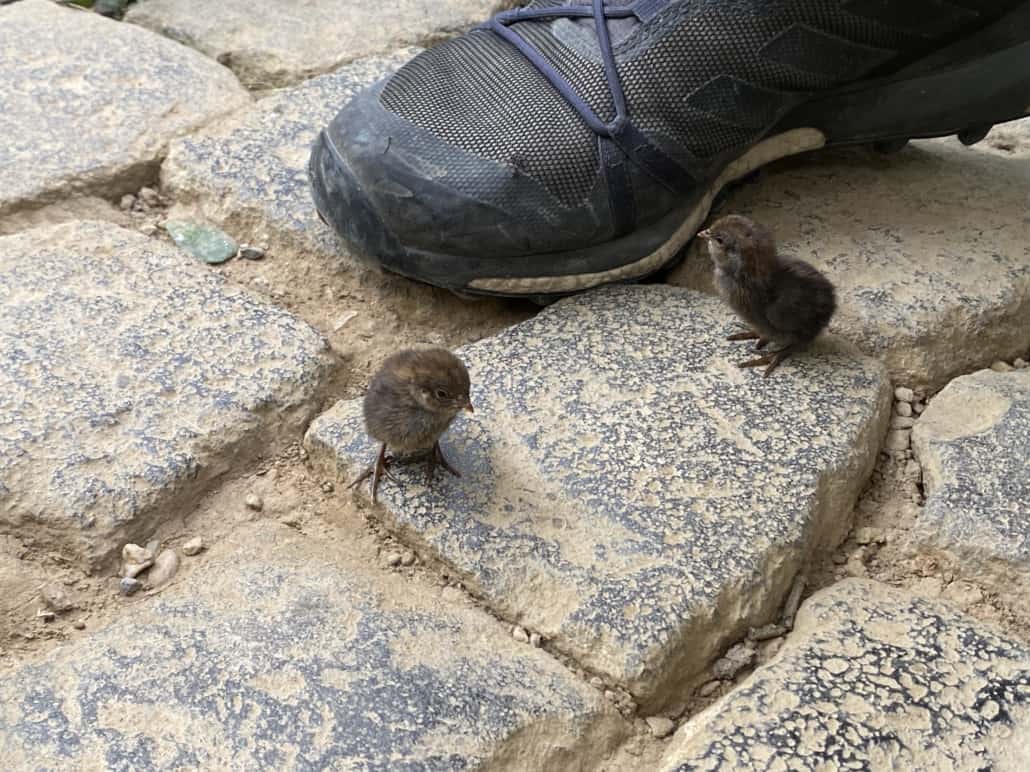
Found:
697,215 -> 837,377
349,348 -> 473,502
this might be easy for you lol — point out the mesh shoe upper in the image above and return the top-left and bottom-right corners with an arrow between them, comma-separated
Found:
379,0 -> 1005,211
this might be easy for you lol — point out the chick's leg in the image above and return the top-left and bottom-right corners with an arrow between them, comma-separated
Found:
347,443 -> 396,503
738,344 -> 795,377
426,441 -> 461,484
727,329 -> 770,350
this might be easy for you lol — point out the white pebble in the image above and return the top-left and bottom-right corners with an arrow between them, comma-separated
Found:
119,194 -> 136,211
854,527 -> 886,545
886,429 -> 911,451
991,361 -> 1014,372
529,632 -> 542,647
400,551 -> 416,567
245,493 -> 264,511
321,481 -> 335,493
182,537 -> 204,556
332,310 -> 359,332
238,244 -> 266,260
645,716 -> 676,738
512,626 -> 530,644
891,416 -> 915,429
893,387 -> 914,402
895,401 -> 913,418
698,680 -> 722,697
384,552 -> 402,568
1015,358 -> 1028,369
147,549 -> 180,588
913,401 -> 925,414
138,187 -> 160,207
589,676 -> 604,689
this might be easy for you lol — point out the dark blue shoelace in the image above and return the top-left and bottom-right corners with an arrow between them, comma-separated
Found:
486,1 -> 637,136
483,1 -> 696,195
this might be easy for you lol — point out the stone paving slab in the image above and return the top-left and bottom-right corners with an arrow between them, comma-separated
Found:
671,128 -> 1030,390
126,0 -> 501,89
161,50 -> 417,263
0,0 -> 250,223
306,285 -> 891,711
659,579 -> 1030,771
912,369 -> 1030,611
0,522 -> 625,770
0,221 -> 334,570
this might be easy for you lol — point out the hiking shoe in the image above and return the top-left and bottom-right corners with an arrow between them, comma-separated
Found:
310,0 -> 1030,299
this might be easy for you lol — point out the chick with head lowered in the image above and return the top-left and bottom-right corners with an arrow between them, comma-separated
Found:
349,347 -> 473,503
697,215 -> 837,377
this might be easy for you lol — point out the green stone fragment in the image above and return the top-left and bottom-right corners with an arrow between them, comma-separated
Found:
164,221 -> 238,265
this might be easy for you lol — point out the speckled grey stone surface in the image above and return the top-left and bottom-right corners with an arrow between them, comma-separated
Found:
161,50 -> 417,261
305,285 -> 891,710
670,129 -> 1030,390
0,222 -> 334,569
0,522 -> 623,770
0,0 -> 249,222
659,579 -> 1030,771
127,0 -> 498,89
912,369 -> 1030,611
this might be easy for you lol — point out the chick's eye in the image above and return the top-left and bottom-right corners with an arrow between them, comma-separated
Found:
435,388 -> 449,400
714,235 -> 725,246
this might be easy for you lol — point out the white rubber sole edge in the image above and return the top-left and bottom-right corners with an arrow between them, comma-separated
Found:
467,127 -> 828,295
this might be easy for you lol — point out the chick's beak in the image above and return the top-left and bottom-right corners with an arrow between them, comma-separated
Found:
465,400 -> 474,414
697,229 -> 711,241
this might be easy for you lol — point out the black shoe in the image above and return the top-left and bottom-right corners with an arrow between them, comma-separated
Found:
310,0 -> 1030,298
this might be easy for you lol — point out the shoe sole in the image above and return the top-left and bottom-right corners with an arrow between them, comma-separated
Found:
311,13 -> 1030,300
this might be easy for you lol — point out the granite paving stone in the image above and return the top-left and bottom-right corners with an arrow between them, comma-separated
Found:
912,368 -> 1030,611
659,579 -> 1030,771
161,50 -> 417,264
0,0 -> 250,225
126,0 -> 504,89
0,522 -> 626,770
0,221 -> 334,570
305,285 -> 891,711
671,127 -> 1030,390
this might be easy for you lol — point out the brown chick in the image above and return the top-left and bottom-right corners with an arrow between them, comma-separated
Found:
349,347 -> 473,502
697,215 -> 836,377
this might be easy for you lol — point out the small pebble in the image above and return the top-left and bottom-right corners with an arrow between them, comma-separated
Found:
885,429 -> 911,451
895,401 -> 913,418
400,551 -> 416,567
182,536 -> 204,556
245,493 -> 264,512
73,620 -> 86,630
645,716 -> 676,738
147,549 -> 180,588
384,552 -> 402,568
165,220 -> 238,265
891,416 -> 916,429
119,577 -> 142,596
332,310 -> 359,332
893,387 -> 914,403
603,689 -> 618,703
589,676 -> 604,689
121,542 -> 155,578
138,187 -> 160,207
854,527 -> 886,546
321,481 -> 335,494
40,583 -> 74,612
698,680 -> 722,697
297,447 -> 309,461
712,642 -> 755,679
991,360 -> 1014,372
529,632 -> 542,647
36,608 -> 56,623
832,552 -> 847,565
1015,358 -> 1027,369
139,223 -> 158,237
238,244 -> 266,261
512,626 -> 530,644
119,194 -> 136,211
913,401 -> 925,414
